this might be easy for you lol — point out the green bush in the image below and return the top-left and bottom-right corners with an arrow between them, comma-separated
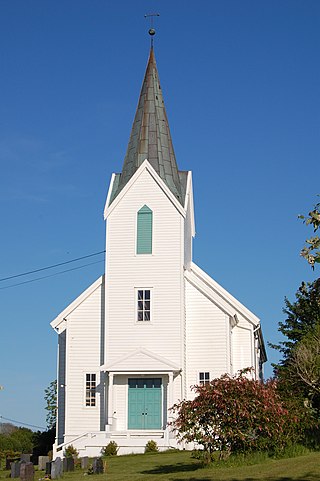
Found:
171,369 -> 307,458
101,441 -> 118,457
144,440 -> 159,453
63,444 -> 79,459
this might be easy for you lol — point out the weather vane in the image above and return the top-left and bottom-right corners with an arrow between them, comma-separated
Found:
144,13 -> 160,46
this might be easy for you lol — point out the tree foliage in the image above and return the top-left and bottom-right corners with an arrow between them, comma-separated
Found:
32,427 -> 56,458
0,425 -> 34,459
290,322 -> 320,397
0,424 -> 55,460
271,279 -> 320,412
271,279 -> 320,359
44,380 -> 57,430
63,444 -> 79,459
299,197 -> 320,268
170,370 -> 303,459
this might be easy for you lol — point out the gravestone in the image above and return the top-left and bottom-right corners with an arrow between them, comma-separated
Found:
93,457 -> 104,474
6,457 -> 19,470
38,456 -> 50,471
51,458 -> 62,479
20,454 -> 31,463
45,461 -> 52,475
20,462 -> 34,481
63,457 -> 75,472
10,461 -> 21,478
81,456 -> 89,470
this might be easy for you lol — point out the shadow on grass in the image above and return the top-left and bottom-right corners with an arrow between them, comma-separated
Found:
171,476 -> 319,481
167,478 -> 212,481
141,461 -> 201,475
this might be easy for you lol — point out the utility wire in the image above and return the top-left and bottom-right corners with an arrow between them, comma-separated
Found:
0,260 -> 104,290
0,415 -> 46,431
0,250 -> 106,283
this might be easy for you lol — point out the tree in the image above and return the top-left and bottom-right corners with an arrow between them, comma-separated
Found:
32,428 -> 55,457
170,370 -> 302,460
270,279 -> 320,360
0,426 -> 34,456
44,380 -> 57,430
299,196 -> 320,268
271,279 -> 320,416
290,322 -> 320,397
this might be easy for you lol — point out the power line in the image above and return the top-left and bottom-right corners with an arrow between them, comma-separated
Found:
0,250 -> 106,283
0,260 -> 104,290
0,415 -> 46,431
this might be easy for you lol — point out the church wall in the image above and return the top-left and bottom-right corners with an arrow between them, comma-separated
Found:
184,195 -> 193,270
112,376 -> 127,432
185,278 -> 229,399
232,319 -> 254,375
57,331 -> 66,445
64,283 -> 103,435
105,168 -> 185,368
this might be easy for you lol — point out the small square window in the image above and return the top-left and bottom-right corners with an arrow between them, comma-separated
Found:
199,372 -> 210,386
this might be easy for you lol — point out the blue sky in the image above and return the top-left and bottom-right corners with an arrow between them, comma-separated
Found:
0,1 -> 319,430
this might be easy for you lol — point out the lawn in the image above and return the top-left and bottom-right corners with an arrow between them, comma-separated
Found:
1,450 -> 319,481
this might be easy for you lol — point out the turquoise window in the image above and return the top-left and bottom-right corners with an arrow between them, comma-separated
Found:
137,205 -> 152,254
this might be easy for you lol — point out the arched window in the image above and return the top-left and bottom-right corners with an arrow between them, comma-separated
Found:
137,205 -> 152,254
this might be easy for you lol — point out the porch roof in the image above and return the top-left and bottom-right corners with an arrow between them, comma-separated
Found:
100,348 -> 181,373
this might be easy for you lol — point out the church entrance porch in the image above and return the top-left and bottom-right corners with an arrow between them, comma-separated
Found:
128,378 -> 162,429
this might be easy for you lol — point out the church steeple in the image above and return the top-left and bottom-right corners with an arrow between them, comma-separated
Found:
110,47 -> 184,204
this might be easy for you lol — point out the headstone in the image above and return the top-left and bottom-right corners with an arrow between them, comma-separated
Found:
63,457 -> 75,472
20,462 -> 34,481
51,458 -> 62,479
45,461 -> 52,475
93,457 -> 104,474
21,454 -> 31,463
6,457 -> 19,470
81,456 -> 89,470
10,461 -> 21,478
38,456 -> 50,471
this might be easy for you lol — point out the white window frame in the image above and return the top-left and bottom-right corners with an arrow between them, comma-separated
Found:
135,288 -> 152,322
85,373 -> 97,407
198,372 -> 210,386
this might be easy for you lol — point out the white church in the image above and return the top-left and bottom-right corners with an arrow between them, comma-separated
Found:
51,46 -> 266,457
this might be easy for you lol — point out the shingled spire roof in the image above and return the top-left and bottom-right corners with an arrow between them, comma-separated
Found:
110,47 -> 185,205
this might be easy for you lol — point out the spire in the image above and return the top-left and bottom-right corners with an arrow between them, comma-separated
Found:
111,47 -> 184,204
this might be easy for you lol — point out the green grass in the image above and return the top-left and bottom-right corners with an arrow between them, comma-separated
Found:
1,450 -> 319,480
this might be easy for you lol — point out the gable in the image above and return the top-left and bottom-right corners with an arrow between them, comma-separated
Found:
101,348 -> 180,372
185,263 -> 260,326
104,160 -> 187,219
50,276 -> 104,333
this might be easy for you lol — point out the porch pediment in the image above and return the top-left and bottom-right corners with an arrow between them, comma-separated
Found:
101,348 -> 180,373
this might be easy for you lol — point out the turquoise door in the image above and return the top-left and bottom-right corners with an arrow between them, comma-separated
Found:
128,378 -> 162,429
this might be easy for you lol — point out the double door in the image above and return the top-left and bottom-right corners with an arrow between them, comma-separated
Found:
128,378 -> 162,429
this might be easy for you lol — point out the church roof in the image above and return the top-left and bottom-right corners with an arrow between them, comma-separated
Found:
109,47 -> 185,205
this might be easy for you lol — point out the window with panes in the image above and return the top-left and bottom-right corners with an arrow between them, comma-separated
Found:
137,289 -> 151,321
85,373 -> 96,406
199,372 -> 210,386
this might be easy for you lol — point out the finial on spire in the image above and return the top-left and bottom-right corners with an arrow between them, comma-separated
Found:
144,13 -> 160,47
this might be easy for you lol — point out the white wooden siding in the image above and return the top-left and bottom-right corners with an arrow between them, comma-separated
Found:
185,278 -> 229,399
65,283 -> 104,435
57,331 -> 66,444
232,316 -> 254,375
105,168 -> 184,368
184,198 -> 193,270
112,376 -> 127,431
